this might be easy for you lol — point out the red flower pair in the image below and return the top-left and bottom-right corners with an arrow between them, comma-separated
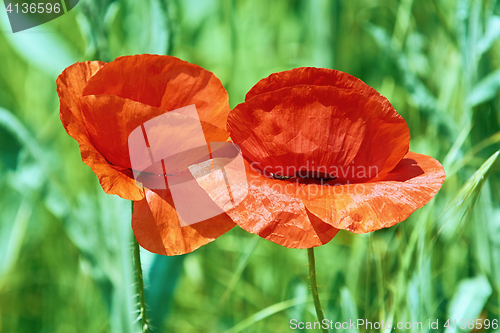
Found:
56,55 -> 445,255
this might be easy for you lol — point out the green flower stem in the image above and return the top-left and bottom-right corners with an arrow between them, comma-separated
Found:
307,248 -> 329,333
132,202 -> 149,333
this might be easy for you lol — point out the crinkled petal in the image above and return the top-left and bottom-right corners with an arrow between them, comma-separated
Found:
132,189 -> 235,255
80,95 -> 229,170
193,160 -> 339,248
300,152 -> 446,233
228,83 -> 409,181
82,54 -> 230,130
79,142 -> 145,200
57,61 -> 106,142
246,67 -> 379,101
56,61 -> 145,200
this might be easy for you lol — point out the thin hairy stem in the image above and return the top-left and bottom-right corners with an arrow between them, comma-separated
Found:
307,248 -> 328,333
132,201 -> 149,333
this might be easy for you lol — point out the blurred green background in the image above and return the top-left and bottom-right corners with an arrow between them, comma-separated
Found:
1,0 -> 500,332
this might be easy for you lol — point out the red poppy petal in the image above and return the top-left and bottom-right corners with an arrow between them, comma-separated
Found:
80,95 -> 169,169
82,54 -> 230,130
56,61 -> 106,142
300,152 -> 446,233
246,67 -> 377,101
193,160 -> 339,248
228,84 -> 409,181
132,189 -> 235,255
57,61 -> 145,201
80,143 -> 145,200
80,95 -> 230,170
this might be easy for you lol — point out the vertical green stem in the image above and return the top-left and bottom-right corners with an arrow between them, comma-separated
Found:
132,202 -> 149,333
307,247 -> 329,333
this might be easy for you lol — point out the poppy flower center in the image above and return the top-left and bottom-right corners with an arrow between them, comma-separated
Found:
294,169 -> 336,180
269,166 -> 337,181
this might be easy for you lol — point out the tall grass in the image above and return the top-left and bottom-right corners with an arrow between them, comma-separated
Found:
0,0 -> 499,332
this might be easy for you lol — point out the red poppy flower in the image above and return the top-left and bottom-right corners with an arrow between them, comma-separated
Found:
217,67 -> 446,248
56,54 -> 235,255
